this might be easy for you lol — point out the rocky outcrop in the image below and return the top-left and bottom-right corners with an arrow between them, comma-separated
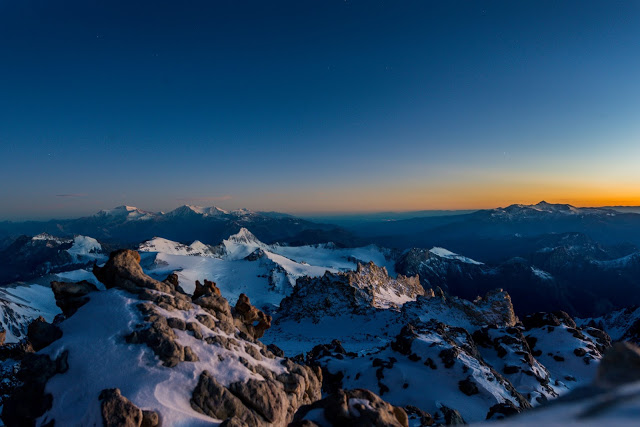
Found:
277,262 -> 423,322
291,388 -> 409,427
93,249 -> 175,294
306,320 -> 531,422
193,279 -> 221,299
51,280 -> 98,316
498,341 -> 640,425
1,351 -> 69,426
27,316 -> 62,351
233,293 -> 272,339
1,248 -> 324,426
99,388 -> 145,427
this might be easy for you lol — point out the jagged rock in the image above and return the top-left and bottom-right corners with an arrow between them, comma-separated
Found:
99,388 -> 143,427
163,273 -> 187,295
0,328 -> 5,346
193,279 -> 221,299
595,341 -> 640,387
93,249 -> 173,293
228,378 -> 288,423
193,293 -> 234,331
220,417 -> 248,427
278,262 -> 423,322
1,351 -> 68,426
190,371 -> 261,425
51,280 -> 98,316
233,293 -> 272,339
141,409 -> 161,427
267,343 -> 284,358
27,316 -> 62,351
125,315 -> 193,367
440,405 -> 466,425
405,405 -> 434,426
292,388 -> 408,427
486,401 -> 520,420
458,377 -> 479,396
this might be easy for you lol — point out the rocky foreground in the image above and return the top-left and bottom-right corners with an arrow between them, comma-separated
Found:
0,249 -> 639,426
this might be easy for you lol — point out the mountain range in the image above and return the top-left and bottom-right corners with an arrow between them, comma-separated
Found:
2,201 -> 640,425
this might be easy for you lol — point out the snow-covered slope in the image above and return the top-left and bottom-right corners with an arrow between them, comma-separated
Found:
139,237 -> 216,258
140,228 -> 396,310
94,205 -> 157,221
0,284 -> 61,342
577,305 -> 640,345
1,249 -> 323,427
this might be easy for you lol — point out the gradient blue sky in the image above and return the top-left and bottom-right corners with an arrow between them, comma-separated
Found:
1,1 -> 639,219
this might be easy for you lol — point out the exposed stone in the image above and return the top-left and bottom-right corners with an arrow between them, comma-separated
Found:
126,316 -> 188,367
99,388 -> 143,427
233,293 -> 272,339
292,388 -> 408,426
166,317 -> 186,330
458,376 -> 479,396
405,405 -> 434,426
228,378 -> 288,423
440,405 -> 466,425
27,316 -> 62,351
193,279 -> 221,299
51,280 -> 98,316
93,249 -> 172,294
141,409 -> 161,427
190,371 -> 261,425
1,351 -> 68,426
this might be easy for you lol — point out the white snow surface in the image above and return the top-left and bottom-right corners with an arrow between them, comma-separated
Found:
39,289 -> 286,427
0,284 -> 61,342
66,235 -> 105,263
429,247 -> 483,265
143,229 -> 395,309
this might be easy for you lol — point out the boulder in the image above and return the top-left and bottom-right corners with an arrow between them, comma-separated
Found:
27,316 -> 62,351
51,280 -> 98,316
193,279 -> 221,299
292,388 -> 408,427
190,371 -> 261,425
93,249 -> 172,293
99,388 -> 143,427
233,293 -> 272,339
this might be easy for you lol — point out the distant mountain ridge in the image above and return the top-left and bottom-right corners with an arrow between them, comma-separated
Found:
0,205 -> 359,248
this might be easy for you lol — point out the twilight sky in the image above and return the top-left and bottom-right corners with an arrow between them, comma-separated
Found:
1,0 -> 639,219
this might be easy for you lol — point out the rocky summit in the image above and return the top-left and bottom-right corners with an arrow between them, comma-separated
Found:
1,236 -> 640,426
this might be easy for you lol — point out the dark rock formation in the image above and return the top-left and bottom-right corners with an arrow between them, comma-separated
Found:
233,293 -> 272,339
27,316 -> 62,351
291,388 -> 409,427
51,280 -> 98,317
1,351 -> 69,426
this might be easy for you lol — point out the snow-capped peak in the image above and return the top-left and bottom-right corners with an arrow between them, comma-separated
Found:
429,247 -> 484,265
164,205 -> 228,217
94,206 -> 155,221
138,237 -> 215,257
31,233 -> 71,244
226,227 -> 261,245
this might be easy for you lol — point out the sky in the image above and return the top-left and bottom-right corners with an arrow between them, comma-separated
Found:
1,0 -> 639,219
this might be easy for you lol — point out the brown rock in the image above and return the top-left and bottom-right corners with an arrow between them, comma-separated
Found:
190,371 -> 260,425
93,249 -> 171,293
292,388 -> 408,427
99,388 -> 143,427
233,293 -> 272,339
193,279 -> 221,299
51,280 -> 98,316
